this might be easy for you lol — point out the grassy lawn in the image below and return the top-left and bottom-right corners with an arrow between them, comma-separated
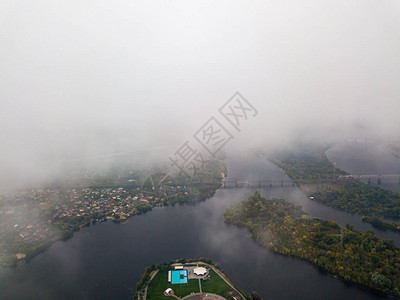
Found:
147,270 -> 200,300
201,269 -> 232,297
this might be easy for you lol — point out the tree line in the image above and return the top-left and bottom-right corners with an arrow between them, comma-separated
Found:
224,191 -> 400,297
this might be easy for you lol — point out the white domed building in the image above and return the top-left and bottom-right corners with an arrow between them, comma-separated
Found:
193,266 -> 207,276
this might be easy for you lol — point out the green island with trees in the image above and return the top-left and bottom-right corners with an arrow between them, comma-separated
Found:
134,258 -> 251,300
224,191 -> 400,298
270,145 -> 400,234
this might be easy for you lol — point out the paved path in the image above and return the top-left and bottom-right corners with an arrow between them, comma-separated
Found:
143,269 -> 159,300
182,292 -> 226,300
164,262 -> 246,300
188,262 -> 246,300
197,264 -> 203,295
198,278 -> 202,294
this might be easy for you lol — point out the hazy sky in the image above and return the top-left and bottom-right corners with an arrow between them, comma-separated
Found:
1,0 -> 400,188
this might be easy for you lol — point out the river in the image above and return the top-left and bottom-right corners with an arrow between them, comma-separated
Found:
0,144 -> 399,300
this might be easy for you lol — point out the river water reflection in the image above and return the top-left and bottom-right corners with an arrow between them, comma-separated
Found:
0,146 -> 398,300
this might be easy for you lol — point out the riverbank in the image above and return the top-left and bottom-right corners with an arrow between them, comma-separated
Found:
224,191 -> 400,298
1,152 -> 394,300
270,145 -> 400,234
0,161 -> 226,267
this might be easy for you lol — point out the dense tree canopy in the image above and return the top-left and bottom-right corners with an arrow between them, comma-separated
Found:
224,192 -> 400,297
271,147 -> 400,232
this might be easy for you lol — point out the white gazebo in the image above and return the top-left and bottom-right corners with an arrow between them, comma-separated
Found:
193,267 -> 207,276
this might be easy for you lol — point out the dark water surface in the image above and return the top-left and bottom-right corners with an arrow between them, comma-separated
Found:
327,142 -> 400,176
0,148 -> 398,300
327,142 -> 400,193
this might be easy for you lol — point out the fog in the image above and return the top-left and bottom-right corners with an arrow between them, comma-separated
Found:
1,0 -> 400,189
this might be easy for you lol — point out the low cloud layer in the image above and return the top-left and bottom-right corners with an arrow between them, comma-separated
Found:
1,0 -> 400,189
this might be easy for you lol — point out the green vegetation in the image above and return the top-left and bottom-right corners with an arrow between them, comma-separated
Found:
201,269 -> 232,297
271,146 -> 400,232
361,216 -> 400,234
134,258 -> 248,300
147,269 -> 200,300
0,160 -> 226,267
224,191 -> 400,297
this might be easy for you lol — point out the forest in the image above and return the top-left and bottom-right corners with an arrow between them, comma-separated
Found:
271,146 -> 400,232
224,192 -> 400,297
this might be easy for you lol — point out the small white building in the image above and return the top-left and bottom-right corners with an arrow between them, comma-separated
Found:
165,288 -> 173,295
193,267 -> 207,276
174,265 -> 184,270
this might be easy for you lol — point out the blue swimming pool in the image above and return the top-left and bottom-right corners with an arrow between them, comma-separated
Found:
171,270 -> 188,284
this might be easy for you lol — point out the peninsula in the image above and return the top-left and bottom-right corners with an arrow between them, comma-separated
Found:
134,258 -> 249,300
0,161 -> 226,267
224,191 -> 400,298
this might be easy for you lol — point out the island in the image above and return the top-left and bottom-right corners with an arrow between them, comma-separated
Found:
270,144 -> 400,234
224,191 -> 400,298
134,258 -> 250,300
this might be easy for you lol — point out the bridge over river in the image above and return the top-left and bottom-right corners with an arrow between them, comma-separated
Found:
338,174 -> 400,185
220,174 -> 400,189
221,179 -> 295,188
142,174 -> 400,193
